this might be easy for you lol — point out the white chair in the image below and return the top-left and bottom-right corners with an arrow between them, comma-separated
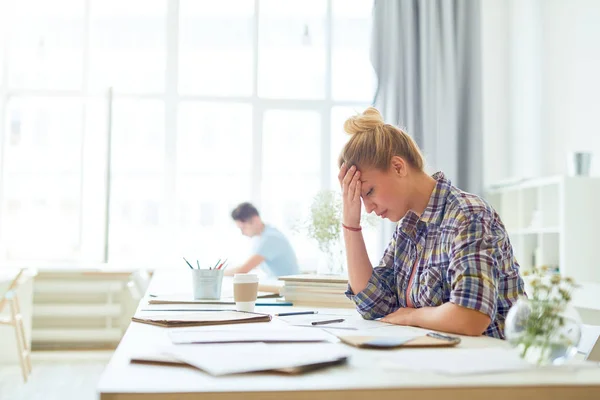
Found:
0,269 -> 32,382
127,270 -> 151,302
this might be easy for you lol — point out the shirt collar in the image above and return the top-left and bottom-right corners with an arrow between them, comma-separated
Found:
397,171 -> 450,239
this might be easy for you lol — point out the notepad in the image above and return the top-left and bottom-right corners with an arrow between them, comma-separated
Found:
131,311 -> 272,327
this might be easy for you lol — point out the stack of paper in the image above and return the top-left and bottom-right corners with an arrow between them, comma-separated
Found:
279,274 -> 355,308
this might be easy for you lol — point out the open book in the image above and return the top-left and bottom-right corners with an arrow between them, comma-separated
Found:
131,311 -> 272,328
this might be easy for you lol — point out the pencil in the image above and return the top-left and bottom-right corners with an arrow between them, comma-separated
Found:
275,311 -> 318,317
212,258 -> 222,270
311,318 -> 345,326
183,257 -> 194,270
196,260 -> 200,269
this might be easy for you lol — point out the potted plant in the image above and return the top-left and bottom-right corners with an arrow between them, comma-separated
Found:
505,265 -> 581,365
296,190 -> 377,275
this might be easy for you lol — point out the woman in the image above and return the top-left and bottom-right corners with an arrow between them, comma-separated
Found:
338,107 -> 524,339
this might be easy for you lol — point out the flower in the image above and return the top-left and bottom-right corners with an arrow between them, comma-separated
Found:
294,189 -> 379,272
507,265 -> 580,365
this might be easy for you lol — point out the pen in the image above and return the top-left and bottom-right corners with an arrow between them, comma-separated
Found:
212,258 -> 221,270
311,318 -> 345,326
426,332 -> 461,343
183,257 -> 194,270
196,260 -> 200,269
275,311 -> 318,317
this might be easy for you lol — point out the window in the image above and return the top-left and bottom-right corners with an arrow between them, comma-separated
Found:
0,0 -> 378,270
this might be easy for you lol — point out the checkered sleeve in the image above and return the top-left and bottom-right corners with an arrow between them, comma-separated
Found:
345,227 -> 399,319
448,213 -> 499,321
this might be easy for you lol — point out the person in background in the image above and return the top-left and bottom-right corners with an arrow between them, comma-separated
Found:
226,202 -> 300,278
337,107 -> 525,339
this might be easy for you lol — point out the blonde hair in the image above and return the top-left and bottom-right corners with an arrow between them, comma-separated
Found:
338,107 -> 424,171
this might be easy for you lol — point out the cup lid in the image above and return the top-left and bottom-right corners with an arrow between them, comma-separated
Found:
233,273 -> 259,283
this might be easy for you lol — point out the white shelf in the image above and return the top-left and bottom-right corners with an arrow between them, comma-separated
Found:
32,328 -> 122,342
486,175 -> 600,283
509,227 -> 560,235
33,304 -> 122,318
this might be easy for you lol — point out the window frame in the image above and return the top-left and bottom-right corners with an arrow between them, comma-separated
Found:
0,0 -> 380,267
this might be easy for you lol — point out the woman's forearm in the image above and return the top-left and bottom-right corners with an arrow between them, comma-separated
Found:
410,302 -> 491,336
343,229 -> 373,294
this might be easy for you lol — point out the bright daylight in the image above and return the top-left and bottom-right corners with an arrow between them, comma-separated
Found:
1,0 -> 600,399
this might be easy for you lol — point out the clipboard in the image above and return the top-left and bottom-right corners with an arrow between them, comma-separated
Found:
336,332 -> 461,349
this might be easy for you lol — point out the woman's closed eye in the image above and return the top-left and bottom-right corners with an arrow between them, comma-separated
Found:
366,188 -> 374,196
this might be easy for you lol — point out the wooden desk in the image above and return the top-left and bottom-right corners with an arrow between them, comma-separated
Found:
98,271 -> 600,400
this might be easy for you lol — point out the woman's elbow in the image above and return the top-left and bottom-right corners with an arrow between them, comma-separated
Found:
459,315 -> 491,336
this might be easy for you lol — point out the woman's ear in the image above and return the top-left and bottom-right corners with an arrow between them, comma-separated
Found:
390,156 -> 408,177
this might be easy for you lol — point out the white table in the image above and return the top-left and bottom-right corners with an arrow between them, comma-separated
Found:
97,270 -> 600,400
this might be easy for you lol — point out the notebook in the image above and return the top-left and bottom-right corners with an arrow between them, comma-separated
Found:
336,332 -> 461,349
587,336 -> 600,362
131,310 -> 272,327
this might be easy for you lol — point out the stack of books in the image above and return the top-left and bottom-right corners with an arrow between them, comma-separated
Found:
278,274 -> 355,308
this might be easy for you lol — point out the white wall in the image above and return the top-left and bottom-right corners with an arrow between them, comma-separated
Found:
481,0 -> 600,186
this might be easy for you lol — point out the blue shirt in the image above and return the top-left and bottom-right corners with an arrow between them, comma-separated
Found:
253,225 -> 299,278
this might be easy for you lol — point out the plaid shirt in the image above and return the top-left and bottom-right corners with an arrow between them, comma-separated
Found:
346,172 -> 525,339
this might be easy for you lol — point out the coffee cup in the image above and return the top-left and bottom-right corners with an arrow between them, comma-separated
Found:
233,273 -> 259,312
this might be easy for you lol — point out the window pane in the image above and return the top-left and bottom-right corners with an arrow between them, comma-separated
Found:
0,4 -> 6,87
330,106 -> 368,190
331,106 -> 384,266
111,99 -> 165,174
179,0 -> 254,96
332,0 -> 375,101
6,0 -> 84,90
1,97 -> 83,260
258,0 -> 326,99
262,109 -> 321,270
108,99 -> 165,262
176,102 -> 253,265
89,0 -> 166,93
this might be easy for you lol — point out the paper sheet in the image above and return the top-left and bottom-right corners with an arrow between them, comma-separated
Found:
169,327 -> 335,344
163,343 -> 349,375
379,347 -> 535,375
279,314 -> 393,330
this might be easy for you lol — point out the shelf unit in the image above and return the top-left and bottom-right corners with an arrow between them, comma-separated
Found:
486,176 -> 600,284
31,271 -> 135,349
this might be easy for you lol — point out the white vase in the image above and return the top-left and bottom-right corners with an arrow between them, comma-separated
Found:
505,298 -> 582,365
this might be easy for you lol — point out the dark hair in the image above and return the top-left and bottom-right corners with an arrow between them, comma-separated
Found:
231,202 -> 259,222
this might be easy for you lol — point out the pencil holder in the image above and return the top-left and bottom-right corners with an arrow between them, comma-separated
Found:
192,268 -> 224,300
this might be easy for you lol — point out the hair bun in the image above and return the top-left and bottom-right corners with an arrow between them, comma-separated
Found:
343,107 -> 385,136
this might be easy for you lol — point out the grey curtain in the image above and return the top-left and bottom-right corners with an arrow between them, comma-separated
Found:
371,0 -> 482,195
